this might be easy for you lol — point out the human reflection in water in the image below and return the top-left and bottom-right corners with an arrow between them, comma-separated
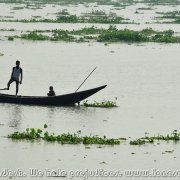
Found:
47,106 -> 56,120
8,104 -> 23,129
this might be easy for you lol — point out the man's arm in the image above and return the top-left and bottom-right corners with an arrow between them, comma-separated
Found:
11,67 -> 14,78
20,68 -> 23,84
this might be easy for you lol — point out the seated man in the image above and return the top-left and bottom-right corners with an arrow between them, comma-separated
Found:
47,86 -> 56,96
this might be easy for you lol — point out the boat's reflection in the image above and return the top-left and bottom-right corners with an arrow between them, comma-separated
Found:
3,103 -> 97,129
3,104 -> 95,119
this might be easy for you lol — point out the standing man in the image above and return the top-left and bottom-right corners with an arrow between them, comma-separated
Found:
7,60 -> 23,96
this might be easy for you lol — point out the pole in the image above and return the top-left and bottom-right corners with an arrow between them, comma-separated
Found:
0,88 -> 8,91
75,67 -> 97,92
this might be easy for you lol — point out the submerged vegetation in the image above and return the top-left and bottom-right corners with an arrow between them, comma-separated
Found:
7,26 -> 180,43
83,100 -> 117,108
8,125 -> 121,145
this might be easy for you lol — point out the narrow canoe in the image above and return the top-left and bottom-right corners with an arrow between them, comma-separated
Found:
0,85 -> 107,106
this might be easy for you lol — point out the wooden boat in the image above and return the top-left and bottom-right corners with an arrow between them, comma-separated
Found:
0,85 -> 107,106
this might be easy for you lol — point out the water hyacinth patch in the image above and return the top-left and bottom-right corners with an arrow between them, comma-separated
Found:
8,36 -> 14,41
0,10 -> 132,24
130,138 -> 154,145
8,128 -> 43,140
7,26 -> 180,43
21,32 -> 49,41
155,11 -> 180,24
130,130 -> 180,145
8,126 -> 180,146
83,136 -> 120,145
8,125 -> 121,145
83,100 -> 117,108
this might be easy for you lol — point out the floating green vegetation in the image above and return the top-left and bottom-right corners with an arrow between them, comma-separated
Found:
130,138 -> 154,145
81,13 -> 128,24
97,27 -> 180,43
8,124 -> 121,145
0,0 -> 179,6
130,130 -> 180,145
83,9 -> 106,16
12,30 -> 77,42
0,52 -> 4,56
11,6 -> 24,10
155,11 -> 180,24
6,26 -> 180,43
156,11 -> 180,17
98,28 -> 148,42
56,9 -> 70,16
0,12 -> 132,24
0,17 -> 132,24
21,32 -> 49,40
56,14 -> 79,23
8,127 -> 180,146
137,7 -> 154,10
3,16 -> 14,18
31,15 -> 42,19
51,30 -> 76,41
70,26 -> 106,35
0,0 -> 134,7
25,4 -> 44,10
82,10 -> 126,24
140,0 -> 180,5
83,136 -> 120,145
83,100 -> 117,108
8,36 -> 14,41
0,29 -> 15,31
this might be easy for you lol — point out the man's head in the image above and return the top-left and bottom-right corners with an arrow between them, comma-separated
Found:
16,60 -> 20,67
49,86 -> 53,91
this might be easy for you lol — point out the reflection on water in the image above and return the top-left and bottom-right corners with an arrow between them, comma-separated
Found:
8,104 -> 23,129
44,105 -> 97,127
45,105 -> 97,117
47,106 -> 56,119
0,102 -> 98,131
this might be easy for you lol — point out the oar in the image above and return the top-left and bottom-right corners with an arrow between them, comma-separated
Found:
0,88 -> 8,90
75,67 -> 97,93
